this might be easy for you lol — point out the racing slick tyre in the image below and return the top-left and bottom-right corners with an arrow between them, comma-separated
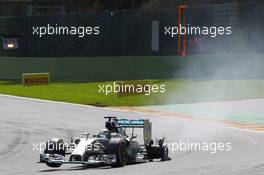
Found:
106,138 -> 128,167
44,138 -> 65,168
161,146 -> 171,161
146,139 -> 171,161
46,162 -> 62,168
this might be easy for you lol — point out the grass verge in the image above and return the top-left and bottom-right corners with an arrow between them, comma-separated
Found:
0,79 -> 264,106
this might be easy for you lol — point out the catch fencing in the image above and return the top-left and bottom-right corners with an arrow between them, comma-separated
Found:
0,2 -> 263,57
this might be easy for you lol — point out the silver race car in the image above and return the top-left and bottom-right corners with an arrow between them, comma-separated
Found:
39,116 -> 171,168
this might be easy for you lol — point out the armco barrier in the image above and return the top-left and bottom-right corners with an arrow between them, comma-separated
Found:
0,54 -> 264,81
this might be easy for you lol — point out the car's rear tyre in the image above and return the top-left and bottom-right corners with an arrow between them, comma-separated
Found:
146,139 -> 171,161
161,146 -> 170,161
44,138 -> 65,168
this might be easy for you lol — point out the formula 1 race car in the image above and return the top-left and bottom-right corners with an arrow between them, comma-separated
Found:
39,116 -> 171,168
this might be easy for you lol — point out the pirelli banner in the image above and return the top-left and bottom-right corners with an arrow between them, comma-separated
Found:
22,73 -> 50,86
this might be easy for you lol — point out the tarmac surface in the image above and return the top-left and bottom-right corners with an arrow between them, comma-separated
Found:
0,95 -> 264,175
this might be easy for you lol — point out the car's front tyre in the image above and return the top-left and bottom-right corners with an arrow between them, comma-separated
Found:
106,138 -> 128,167
44,138 -> 65,168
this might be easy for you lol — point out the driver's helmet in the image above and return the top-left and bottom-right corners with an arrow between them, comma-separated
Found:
98,129 -> 110,138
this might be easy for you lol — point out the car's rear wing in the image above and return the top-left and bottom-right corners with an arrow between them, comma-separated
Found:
116,119 -> 152,145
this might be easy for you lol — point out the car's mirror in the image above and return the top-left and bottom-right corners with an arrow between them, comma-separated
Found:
132,134 -> 137,139
82,132 -> 89,140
